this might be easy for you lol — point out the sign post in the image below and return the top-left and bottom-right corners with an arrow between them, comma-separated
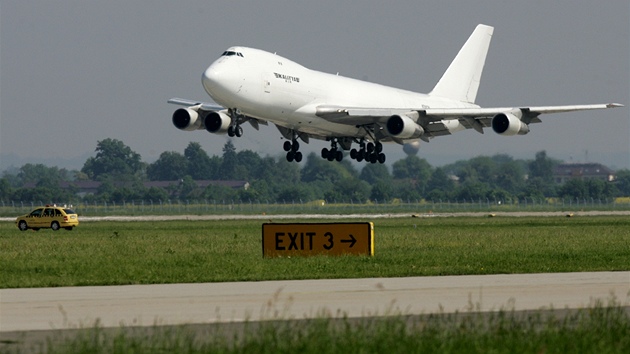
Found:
262,222 -> 374,257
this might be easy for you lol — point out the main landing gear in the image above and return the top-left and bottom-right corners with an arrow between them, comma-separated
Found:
320,139 -> 386,164
350,141 -> 386,164
321,139 -> 343,162
284,139 -> 303,162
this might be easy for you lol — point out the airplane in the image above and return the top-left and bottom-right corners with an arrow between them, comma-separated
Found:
168,24 -> 622,164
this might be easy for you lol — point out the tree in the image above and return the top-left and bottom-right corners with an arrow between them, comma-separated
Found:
614,169 -> 630,196
0,178 -> 12,200
426,167 -> 454,201
370,180 -> 393,202
82,138 -> 144,180
147,151 -> 188,181
528,150 -> 556,183
301,153 -> 352,184
392,156 -> 432,198
392,156 -> 431,180
16,163 -> 70,186
359,163 -> 391,184
218,140 -> 238,180
454,180 -> 490,201
495,160 -> 525,195
325,177 -> 370,203
184,142 -> 217,179
236,150 -> 264,179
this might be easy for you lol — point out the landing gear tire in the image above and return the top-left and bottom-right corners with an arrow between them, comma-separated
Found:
228,125 -> 243,137
287,151 -> 303,162
335,150 -> 343,162
285,140 -> 302,163
378,153 -> 386,164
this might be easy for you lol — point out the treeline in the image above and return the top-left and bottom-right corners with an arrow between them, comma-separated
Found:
2,138 -> 630,204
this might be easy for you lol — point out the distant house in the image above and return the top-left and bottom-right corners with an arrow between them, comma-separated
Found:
552,163 -> 615,184
23,180 -> 249,196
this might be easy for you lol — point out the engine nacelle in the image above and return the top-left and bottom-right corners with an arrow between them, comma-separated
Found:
204,111 -> 231,134
386,114 -> 424,139
172,108 -> 202,131
491,113 -> 530,136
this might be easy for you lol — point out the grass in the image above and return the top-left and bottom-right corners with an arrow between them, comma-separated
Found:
2,216 -> 629,353
1,216 -> 629,288
25,301 -> 630,353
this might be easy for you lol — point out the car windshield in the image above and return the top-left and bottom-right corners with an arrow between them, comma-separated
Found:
64,208 -> 76,214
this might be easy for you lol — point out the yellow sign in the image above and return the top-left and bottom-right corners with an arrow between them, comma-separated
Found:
262,222 -> 374,257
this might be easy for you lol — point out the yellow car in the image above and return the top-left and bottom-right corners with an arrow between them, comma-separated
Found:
16,205 -> 79,231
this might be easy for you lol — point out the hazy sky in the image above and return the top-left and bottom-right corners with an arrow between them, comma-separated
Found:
1,1 -> 628,172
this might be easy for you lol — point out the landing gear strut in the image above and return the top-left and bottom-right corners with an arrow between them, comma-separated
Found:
227,108 -> 244,137
284,139 -> 302,162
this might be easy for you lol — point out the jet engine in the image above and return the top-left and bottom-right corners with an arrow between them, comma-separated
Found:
204,111 -> 231,134
172,108 -> 202,131
386,114 -> 424,139
491,113 -> 529,136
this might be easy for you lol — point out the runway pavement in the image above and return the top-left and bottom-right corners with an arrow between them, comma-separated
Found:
2,272 -> 629,333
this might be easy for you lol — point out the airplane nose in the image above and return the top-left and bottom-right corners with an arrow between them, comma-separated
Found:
202,66 -> 220,94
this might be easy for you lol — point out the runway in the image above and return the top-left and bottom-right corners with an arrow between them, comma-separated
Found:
2,272 -> 629,333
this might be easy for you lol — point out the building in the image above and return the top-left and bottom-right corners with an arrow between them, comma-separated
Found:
552,163 -> 615,184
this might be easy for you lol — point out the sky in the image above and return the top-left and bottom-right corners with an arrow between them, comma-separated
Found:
1,1 -> 628,172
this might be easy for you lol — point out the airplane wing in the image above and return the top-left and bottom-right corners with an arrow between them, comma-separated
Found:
316,103 -> 623,139
168,97 -> 268,132
167,97 -> 224,112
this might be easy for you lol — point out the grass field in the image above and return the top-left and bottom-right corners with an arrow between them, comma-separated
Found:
3,215 -> 630,353
2,215 -> 629,288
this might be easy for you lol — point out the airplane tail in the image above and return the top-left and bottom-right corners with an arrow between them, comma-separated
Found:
429,24 -> 494,104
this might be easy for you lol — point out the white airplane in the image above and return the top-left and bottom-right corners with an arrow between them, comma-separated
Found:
169,24 -> 622,164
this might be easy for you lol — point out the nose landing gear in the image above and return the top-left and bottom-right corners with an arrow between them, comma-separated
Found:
227,124 -> 243,137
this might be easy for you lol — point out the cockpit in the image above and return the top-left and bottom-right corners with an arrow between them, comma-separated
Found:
221,51 -> 244,58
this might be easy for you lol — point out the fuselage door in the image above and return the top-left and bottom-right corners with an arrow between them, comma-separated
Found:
263,72 -> 272,93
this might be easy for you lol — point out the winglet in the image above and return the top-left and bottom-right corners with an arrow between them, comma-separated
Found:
429,24 -> 494,104
607,103 -> 624,108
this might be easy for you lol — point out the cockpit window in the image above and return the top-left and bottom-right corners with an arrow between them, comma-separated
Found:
221,51 -> 244,58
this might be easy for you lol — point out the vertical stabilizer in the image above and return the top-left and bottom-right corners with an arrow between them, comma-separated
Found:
429,24 -> 493,104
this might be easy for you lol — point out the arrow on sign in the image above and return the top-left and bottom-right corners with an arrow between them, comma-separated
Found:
341,234 -> 356,248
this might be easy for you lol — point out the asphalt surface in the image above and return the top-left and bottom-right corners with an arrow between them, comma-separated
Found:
2,271 -> 629,334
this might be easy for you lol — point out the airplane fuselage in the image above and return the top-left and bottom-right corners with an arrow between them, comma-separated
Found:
202,47 -> 475,138
170,25 -> 621,164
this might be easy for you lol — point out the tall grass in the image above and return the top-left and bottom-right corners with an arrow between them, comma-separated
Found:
33,301 -> 629,353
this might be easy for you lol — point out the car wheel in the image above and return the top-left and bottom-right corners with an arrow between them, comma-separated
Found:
51,221 -> 60,231
65,227 -> 73,231
18,220 -> 28,231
